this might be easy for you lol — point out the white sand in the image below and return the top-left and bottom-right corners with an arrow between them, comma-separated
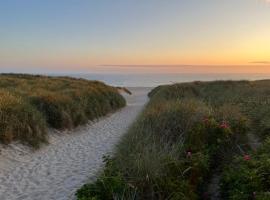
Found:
0,87 -> 150,200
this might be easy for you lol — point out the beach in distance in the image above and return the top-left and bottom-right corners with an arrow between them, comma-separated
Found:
62,72 -> 270,87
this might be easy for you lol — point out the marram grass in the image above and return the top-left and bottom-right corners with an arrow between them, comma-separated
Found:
0,74 -> 126,148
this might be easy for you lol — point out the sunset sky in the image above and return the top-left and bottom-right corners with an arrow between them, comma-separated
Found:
0,0 -> 270,73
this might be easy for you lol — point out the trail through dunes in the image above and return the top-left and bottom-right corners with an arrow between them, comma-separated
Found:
0,87 -> 150,200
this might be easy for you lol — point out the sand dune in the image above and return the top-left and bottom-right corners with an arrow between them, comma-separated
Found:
0,87 -> 150,200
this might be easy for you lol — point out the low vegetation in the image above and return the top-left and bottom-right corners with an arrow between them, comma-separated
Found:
221,138 -> 270,199
77,80 -> 270,200
0,74 -> 126,148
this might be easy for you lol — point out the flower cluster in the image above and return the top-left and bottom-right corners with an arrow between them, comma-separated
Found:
202,117 -> 210,124
187,151 -> 192,158
244,154 -> 251,161
219,121 -> 230,129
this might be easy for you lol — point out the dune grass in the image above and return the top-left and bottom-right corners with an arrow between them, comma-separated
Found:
77,80 -> 270,200
0,74 -> 126,148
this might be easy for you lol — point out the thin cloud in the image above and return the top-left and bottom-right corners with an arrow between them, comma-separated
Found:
250,61 -> 270,64
258,0 -> 270,3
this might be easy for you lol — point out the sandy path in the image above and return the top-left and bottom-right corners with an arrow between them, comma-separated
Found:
0,87 -> 150,200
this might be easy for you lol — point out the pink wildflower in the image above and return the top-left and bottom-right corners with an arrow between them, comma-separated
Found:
203,117 -> 210,124
187,151 -> 192,157
244,154 -> 251,161
220,121 -> 229,129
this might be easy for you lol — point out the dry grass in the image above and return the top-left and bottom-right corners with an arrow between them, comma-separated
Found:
0,74 -> 126,148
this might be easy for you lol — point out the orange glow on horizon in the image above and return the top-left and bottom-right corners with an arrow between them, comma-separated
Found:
1,0 -> 270,74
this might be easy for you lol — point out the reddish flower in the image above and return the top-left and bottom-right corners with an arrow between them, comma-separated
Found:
186,150 -> 192,158
244,154 -> 251,161
252,191 -> 256,199
203,117 -> 210,124
220,121 -> 230,129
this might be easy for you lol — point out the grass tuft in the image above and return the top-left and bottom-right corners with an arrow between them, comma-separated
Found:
0,74 -> 126,148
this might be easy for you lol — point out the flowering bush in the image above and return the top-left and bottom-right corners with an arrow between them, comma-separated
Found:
221,138 -> 270,200
78,80 -> 270,200
77,98 -> 249,200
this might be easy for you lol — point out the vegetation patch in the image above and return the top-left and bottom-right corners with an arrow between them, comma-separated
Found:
220,138 -> 270,199
77,80 -> 270,199
0,74 -> 126,148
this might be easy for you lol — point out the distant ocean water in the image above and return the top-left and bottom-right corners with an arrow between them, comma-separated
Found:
57,73 -> 270,87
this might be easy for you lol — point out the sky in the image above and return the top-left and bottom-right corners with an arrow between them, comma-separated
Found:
0,0 -> 270,73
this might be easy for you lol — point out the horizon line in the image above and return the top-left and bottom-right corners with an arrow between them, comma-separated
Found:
98,64 -> 270,67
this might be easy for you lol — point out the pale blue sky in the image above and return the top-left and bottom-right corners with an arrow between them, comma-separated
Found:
0,0 -> 270,73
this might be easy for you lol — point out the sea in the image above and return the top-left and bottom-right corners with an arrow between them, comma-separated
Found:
62,73 -> 270,87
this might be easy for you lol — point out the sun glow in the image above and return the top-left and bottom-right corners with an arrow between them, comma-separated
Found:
0,0 -> 270,73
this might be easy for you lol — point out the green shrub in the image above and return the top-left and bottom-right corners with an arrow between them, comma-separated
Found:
77,98 -> 249,199
77,80 -> 270,200
221,138 -> 270,199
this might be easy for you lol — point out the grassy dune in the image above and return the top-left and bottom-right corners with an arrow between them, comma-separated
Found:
0,74 -> 126,148
77,80 -> 270,200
